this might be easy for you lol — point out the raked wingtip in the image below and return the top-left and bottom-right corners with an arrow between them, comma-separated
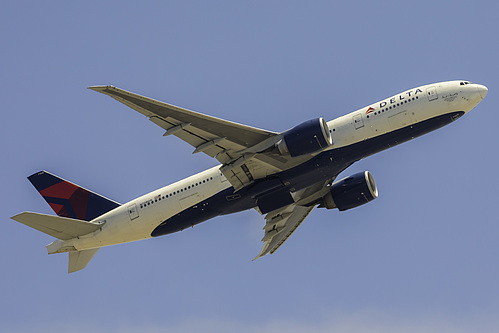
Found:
87,85 -> 115,92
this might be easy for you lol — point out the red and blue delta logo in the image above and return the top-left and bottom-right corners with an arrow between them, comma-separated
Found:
366,107 -> 375,114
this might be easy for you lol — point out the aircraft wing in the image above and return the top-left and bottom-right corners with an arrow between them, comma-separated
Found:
89,86 -> 306,190
88,86 -> 276,155
253,178 -> 332,259
254,204 -> 315,260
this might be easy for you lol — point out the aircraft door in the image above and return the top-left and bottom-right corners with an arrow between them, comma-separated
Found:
353,114 -> 364,129
427,86 -> 438,101
128,203 -> 139,221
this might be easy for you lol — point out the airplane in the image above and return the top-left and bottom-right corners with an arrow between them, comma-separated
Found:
11,80 -> 488,273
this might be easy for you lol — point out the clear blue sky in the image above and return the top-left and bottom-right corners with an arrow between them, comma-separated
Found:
2,1 -> 498,332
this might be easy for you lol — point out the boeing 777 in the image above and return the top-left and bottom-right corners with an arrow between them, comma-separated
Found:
11,80 -> 488,272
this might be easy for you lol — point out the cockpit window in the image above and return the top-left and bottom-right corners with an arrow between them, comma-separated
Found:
460,81 -> 471,85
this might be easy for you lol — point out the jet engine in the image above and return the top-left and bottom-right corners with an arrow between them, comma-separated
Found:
321,171 -> 378,211
276,118 -> 333,157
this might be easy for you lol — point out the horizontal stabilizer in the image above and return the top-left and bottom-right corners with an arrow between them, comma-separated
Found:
10,212 -> 103,240
68,248 -> 100,273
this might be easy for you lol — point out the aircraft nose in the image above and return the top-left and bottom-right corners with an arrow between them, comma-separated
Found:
475,84 -> 488,100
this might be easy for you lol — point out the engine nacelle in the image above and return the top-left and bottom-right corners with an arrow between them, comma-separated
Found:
276,118 -> 333,157
322,171 -> 378,211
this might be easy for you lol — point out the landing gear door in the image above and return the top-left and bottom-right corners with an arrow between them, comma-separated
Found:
353,114 -> 364,129
427,86 -> 438,101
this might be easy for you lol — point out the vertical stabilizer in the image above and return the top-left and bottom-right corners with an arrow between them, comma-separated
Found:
28,171 -> 120,221
68,248 -> 100,273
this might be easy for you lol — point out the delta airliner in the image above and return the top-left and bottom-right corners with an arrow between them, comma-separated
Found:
11,80 -> 487,272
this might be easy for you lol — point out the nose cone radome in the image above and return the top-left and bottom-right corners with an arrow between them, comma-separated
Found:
476,84 -> 488,100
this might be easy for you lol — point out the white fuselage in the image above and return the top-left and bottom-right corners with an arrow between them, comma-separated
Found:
47,80 -> 486,253
325,81 -> 484,150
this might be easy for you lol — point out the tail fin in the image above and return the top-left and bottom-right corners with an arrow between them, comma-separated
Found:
28,171 -> 120,221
